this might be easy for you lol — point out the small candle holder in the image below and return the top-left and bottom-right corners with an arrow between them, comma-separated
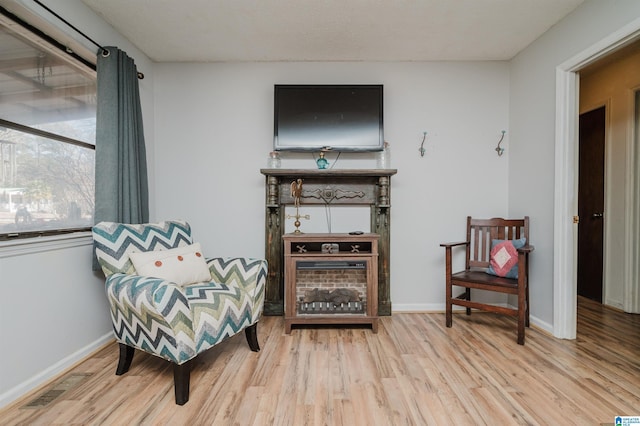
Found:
268,151 -> 281,168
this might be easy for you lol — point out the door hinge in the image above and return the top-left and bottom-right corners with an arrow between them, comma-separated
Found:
573,215 -> 579,224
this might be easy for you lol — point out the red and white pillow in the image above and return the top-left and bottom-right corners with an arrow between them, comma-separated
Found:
486,238 -> 526,279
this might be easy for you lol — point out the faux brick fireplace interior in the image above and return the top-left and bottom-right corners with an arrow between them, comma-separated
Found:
295,267 -> 367,314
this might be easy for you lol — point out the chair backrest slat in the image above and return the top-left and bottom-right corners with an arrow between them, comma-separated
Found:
466,217 -> 529,269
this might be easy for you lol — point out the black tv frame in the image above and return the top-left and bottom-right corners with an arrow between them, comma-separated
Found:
273,84 -> 384,152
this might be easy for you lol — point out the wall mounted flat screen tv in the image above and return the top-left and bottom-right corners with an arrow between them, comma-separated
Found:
274,84 -> 383,152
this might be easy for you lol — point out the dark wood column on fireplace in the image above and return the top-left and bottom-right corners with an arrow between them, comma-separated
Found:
260,168 -> 397,316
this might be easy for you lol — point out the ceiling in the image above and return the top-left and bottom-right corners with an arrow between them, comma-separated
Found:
79,0 -> 584,63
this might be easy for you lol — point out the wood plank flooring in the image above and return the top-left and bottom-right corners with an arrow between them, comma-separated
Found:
2,297 -> 638,425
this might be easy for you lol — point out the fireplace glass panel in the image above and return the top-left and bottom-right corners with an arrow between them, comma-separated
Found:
295,260 -> 369,315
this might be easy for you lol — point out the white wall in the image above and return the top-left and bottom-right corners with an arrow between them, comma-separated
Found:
0,0 -> 156,408
0,237 -> 110,406
153,61 -> 510,311
509,0 -> 640,328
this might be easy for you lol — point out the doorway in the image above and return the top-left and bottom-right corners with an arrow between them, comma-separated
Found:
554,25 -> 640,340
577,106 -> 605,303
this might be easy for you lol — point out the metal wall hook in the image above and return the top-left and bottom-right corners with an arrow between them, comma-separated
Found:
495,130 -> 506,156
419,131 -> 427,157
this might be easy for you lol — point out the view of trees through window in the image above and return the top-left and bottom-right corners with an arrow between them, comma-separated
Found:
0,12 -> 96,239
0,123 -> 95,235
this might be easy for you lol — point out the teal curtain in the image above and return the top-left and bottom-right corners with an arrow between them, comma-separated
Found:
93,47 -> 148,270
94,46 -> 149,226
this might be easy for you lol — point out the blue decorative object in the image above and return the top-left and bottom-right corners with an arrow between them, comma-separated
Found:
316,151 -> 329,169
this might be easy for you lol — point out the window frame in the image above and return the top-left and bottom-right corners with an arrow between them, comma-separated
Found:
0,7 -> 97,242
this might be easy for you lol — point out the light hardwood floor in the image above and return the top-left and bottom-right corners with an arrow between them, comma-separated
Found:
2,297 -> 638,425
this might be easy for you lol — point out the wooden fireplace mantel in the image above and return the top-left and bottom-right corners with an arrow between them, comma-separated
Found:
260,168 -> 397,316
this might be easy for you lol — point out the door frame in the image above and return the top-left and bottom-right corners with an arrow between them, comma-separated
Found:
554,18 -> 640,339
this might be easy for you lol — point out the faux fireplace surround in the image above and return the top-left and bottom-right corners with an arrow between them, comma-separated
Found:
260,168 -> 397,316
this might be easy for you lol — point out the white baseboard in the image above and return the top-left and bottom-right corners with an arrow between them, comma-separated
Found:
392,302 -> 490,313
529,316 -> 553,335
0,333 -> 113,409
391,303 -> 553,335
392,303 -> 446,312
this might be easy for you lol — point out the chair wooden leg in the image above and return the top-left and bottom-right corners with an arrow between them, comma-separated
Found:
445,248 -> 453,328
445,279 -> 453,328
517,321 -> 525,345
525,281 -> 530,328
245,323 -> 260,352
465,288 -> 471,315
174,361 -> 191,405
517,279 -> 526,345
115,343 -> 135,375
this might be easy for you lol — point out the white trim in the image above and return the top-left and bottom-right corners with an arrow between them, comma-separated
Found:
554,67 -> 579,339
0,333 -> 113,409
602,100 -> 612,309
626,87 -> 640,313
392,303 -> 462,312
391,304 -> 553,335
0,232 -> 92,258
554,17 -> 640,339
529,316 -> 553,336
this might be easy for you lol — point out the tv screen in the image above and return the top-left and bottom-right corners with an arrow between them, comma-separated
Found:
274,84 -> 384,152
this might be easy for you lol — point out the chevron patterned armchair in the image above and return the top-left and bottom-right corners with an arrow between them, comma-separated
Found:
92,220 -> 267,405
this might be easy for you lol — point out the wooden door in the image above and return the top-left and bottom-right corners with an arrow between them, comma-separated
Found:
577,106 -> 605,302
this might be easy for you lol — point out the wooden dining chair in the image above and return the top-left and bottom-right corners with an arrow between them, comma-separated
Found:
440,217 -> 534,344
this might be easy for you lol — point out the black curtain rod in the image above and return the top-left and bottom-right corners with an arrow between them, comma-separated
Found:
0,5 -> 95,71
32,0 -> 144,79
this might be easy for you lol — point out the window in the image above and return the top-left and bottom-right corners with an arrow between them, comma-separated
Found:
0,11 -> 96,240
